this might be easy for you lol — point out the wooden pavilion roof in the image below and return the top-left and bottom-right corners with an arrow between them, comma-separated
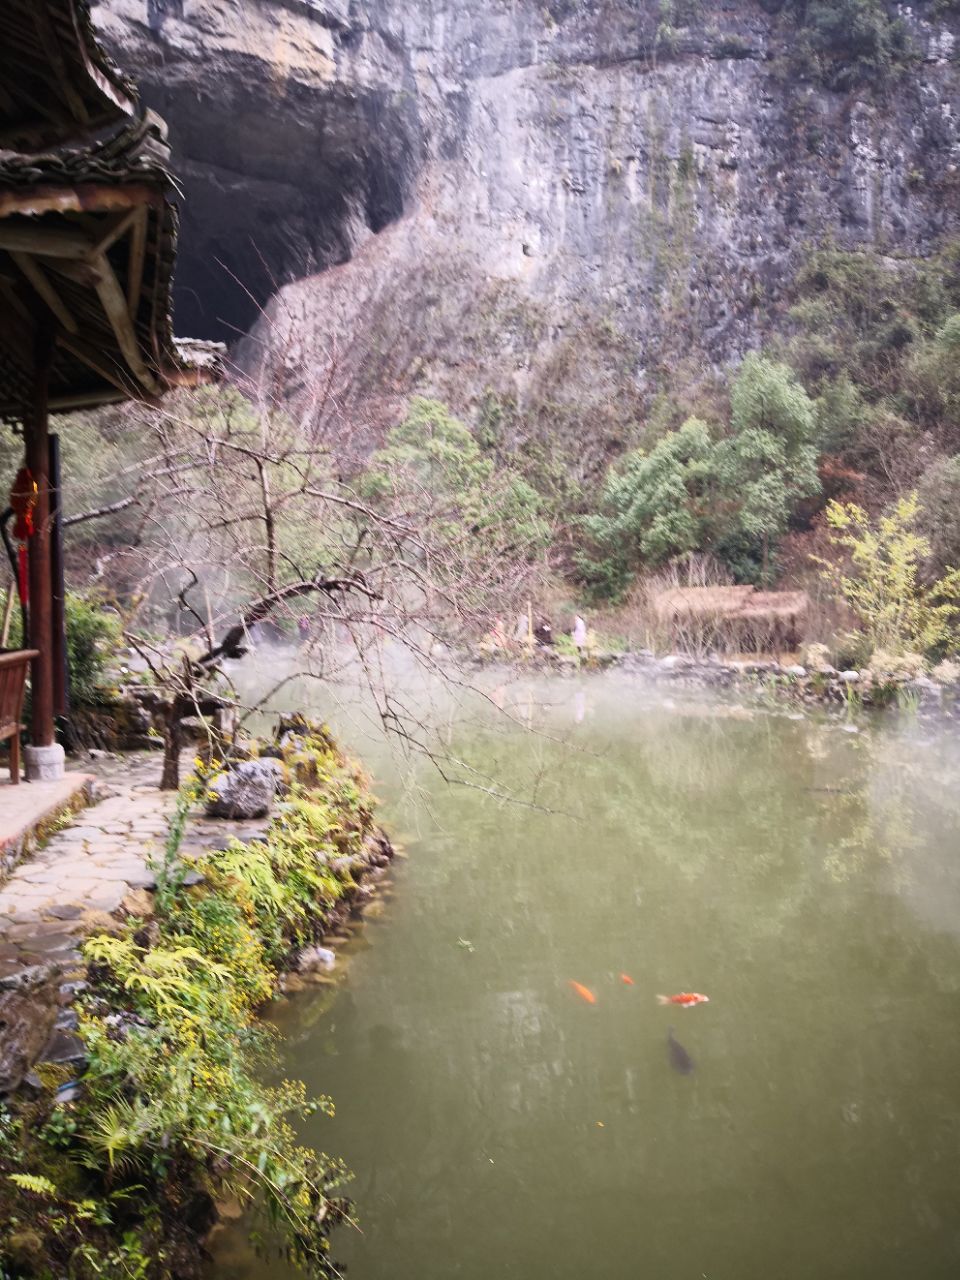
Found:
0,0 -> 137,150
0,113 -> 223,418
0,3 -> 223,423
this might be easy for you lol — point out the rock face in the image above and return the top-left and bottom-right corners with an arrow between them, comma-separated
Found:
94,1 -> 960,464
94,0 -> 423,344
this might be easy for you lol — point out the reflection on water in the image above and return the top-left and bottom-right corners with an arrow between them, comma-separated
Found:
214,675 -> 960,1280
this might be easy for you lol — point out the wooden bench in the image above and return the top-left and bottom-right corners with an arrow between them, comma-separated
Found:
0,650 -> 38,785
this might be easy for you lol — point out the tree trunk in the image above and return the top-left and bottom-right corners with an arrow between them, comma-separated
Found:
161,708 -> 183,791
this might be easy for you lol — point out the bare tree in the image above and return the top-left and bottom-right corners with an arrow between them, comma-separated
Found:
71,338 -> 548,788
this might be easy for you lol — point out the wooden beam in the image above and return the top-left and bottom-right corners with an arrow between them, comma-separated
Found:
9,251 -> 78,333
0,211 -> 139,272
126,205 -> 147,317
90,208 -> 137,257
0,223 -> 93,259
92,250 -> 161,394
0,183 -> 160,219
43,256 -> 103,288
48,387 -> 126,411
25,326 -> 56,750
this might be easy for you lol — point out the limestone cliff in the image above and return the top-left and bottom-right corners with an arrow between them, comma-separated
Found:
94,0 -> 960,472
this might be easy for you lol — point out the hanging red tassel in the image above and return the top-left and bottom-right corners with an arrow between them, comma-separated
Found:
10,467 -> 38,541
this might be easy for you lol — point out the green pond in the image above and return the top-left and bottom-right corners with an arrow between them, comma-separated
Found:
215,674 -> 960,1280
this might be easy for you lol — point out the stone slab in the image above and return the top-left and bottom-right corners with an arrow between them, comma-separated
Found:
0,774 -> 95,856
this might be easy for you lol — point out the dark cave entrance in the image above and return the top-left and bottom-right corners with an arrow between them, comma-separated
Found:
134,81 -> 418,344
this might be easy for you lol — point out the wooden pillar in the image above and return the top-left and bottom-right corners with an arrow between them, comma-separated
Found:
49,434 -> 68,718
25,329 -> 55,749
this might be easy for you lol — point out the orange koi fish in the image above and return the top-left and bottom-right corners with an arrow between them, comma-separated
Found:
619,973 -> 635,986
569,980 -> 597,1004
657,992 -> 709,1008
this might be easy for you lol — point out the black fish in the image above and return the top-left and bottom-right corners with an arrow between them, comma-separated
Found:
667,1026 -> 694,1075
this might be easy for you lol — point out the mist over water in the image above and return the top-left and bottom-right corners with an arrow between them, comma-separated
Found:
215,664 -> 960,1280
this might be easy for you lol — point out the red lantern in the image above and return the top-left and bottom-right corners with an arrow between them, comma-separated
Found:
10,467 -> 38,541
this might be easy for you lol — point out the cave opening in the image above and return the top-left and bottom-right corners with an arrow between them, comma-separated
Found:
129,81 -> 419,345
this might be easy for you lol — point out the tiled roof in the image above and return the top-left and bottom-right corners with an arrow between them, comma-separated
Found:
0,0 -> 137,150
0,12 -> 223,420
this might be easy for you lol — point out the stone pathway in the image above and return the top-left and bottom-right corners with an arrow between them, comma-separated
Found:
0,751 -> 272,1092
0,751 -> 270,951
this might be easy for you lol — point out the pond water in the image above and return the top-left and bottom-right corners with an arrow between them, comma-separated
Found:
214,675 -> 960,1280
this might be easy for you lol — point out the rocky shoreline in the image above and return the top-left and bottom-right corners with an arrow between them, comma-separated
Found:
468,647 -> 960,720
0,722 -> 395,1280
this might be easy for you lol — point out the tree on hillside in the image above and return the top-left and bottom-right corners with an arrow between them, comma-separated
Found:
361,397 -> 548,593
580,417 -> 718,597
815,493 -> 960,659
715,353 -> 820,581
580,354 -> 820,594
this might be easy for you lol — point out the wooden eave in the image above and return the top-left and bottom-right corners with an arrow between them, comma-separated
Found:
0,115 -> 224,420
0,187 -> 171,415
0,0 -> 137,150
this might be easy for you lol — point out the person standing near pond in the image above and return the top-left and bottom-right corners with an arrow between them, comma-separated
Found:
573,614 -> 587,655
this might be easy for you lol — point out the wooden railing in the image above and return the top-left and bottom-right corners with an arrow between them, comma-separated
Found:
0,650 -> 38,784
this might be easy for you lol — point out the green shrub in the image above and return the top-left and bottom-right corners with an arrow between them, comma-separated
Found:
363,397 -> 548,577
777,0 -> 915,89
0,725 -> 377,1279
815,374 -> 866,452
815,493 -> 960,659
6,591 -> 121,707
917,455 -> 960,577
580,416 -> 718,595
580,354 -> 819,594
903,316 -> 960,434
64,593 -> 123,706
783,243 -> 960,487
714,353 -> 820,579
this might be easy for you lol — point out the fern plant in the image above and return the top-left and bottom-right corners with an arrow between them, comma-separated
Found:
7,1172 -> 58,1197
2,720 -> 377,1280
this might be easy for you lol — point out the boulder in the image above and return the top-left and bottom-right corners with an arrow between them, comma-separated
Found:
205,759 -> 284,820
0,963 -> 61,1093
39,1029 -> 87,1069
297,945 -> 336,973
802,642 -> 833,672
659,654 -> 693,671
